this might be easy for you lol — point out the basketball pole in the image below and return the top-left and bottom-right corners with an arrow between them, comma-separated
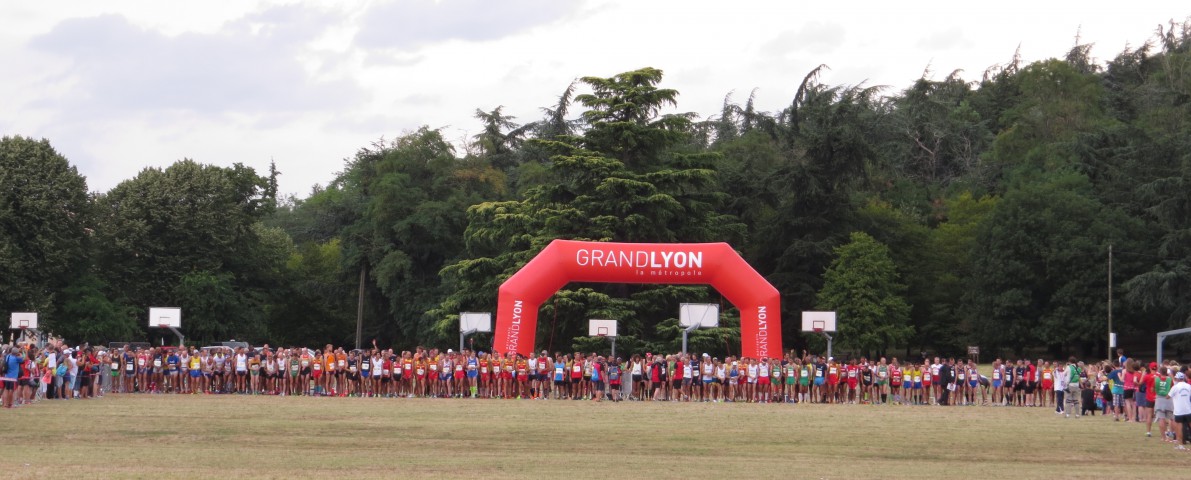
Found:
460,328 -> 477,352
681,323 -> 699,356
162,325 -> 185,347
819,330 -> 833,360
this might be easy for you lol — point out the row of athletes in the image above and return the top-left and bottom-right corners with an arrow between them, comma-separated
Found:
102,342 -> 1070,407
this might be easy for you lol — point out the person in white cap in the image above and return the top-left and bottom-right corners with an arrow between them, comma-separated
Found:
1168,371 -> 1191,450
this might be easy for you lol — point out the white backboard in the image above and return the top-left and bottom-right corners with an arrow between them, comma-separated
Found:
801,311 -> 837,332
10,312 -> 37,330
149,307 -> 182,328
589,319 -> 618,337
460,312 -> 492,333
679,303 -> 719,328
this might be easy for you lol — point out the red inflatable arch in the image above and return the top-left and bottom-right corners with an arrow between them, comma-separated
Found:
493,240 -> 781,359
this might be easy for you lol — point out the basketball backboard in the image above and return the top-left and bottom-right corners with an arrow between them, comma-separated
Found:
588,319 -> 618,337
149,307 -> 182,328
801,311 -> 836,332
679,303 -> 719,328
460,312 -> 492,333
10,312 -> 37,330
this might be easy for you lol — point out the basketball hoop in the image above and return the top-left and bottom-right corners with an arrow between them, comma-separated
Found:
158,324 -> 170,330
813,328 -> 823,334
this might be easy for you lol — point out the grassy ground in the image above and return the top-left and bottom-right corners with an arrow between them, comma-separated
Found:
2,394 -> 1186,479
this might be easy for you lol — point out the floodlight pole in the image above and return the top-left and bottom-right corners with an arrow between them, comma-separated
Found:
1156,327 -> 1191,365
682,323 -> 700,355
460,328 -> 478,352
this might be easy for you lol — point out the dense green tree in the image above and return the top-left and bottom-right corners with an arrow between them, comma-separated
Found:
752,73 -> 885,349
965,172 -> 1142,356
437,68 -> 743,356
816,231 -> 913,356
0,136 -> 90,329
336,128 -> 507,348
92,160 -> 281,343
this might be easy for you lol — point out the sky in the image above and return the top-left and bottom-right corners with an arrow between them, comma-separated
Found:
1,0 -> 1187,198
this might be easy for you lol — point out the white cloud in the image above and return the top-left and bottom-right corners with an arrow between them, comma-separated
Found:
0,0 -> 1187,197
762,21 -> 847,56
28,7 -> 364,117
354,0 -> 577,50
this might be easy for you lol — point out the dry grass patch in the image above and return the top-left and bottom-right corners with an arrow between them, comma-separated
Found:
2,394 -> 1186,479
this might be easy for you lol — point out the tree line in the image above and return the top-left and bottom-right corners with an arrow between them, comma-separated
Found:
3,21 -> 1190,359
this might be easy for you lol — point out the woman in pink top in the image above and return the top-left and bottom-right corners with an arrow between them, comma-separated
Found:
1122,360 -> 1138,422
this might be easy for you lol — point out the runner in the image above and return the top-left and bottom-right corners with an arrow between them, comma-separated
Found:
2,347 -> 21,408
1168,372 -> 1191,450
1152,366 -> 1175,442
608,357 -> 622,402
785,357 -> 798,404
1064,358 -> 1082,418
1123,360 -> 1140,423
1040,361 -> 1054,408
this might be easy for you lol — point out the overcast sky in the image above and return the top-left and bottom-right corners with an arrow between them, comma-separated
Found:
1,1 -> 1186,197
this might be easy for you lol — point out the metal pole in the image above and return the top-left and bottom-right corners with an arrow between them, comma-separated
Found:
1158,333 -> 1164,366
1156,327 -> 1191,365
1107,244 -> 1112,362
611,337 -> 616,359
355,265 -> 365,350
460,328 -> 477,352
166,326 -> 185,347
822,332 -> 833,360
682,323 -> 699,355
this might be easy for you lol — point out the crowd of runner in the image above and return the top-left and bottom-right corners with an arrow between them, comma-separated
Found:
4,340 -> 1191,448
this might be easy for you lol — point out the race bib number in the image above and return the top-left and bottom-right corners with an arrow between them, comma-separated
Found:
137,359 -> 145,367
153,359 -> 162,368
417,369 -> 425,375
111,362 -> 119,370
126,363 -> 134,372
816,370 -> 823,378
349,367 -> 357,373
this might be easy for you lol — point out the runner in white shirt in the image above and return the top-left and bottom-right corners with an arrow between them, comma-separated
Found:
1168,372 -> 1191,450
1052,360 -> 1067,414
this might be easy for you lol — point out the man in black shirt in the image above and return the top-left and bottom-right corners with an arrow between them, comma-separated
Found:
938,358 -> 955,406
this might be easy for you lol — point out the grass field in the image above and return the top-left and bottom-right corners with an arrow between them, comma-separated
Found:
3,394 -> 1188,479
